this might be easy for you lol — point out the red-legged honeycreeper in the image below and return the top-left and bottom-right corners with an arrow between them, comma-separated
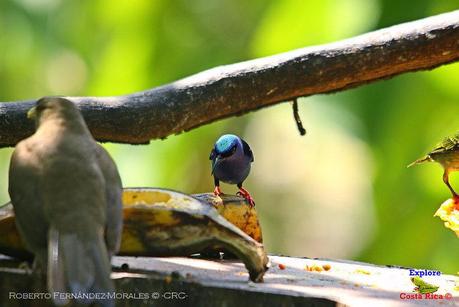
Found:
210,134 -> 255,206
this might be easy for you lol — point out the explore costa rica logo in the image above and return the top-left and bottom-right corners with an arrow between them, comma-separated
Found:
399,270 -> 454,301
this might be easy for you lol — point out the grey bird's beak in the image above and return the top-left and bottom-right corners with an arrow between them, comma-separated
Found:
27,106 -> 37,120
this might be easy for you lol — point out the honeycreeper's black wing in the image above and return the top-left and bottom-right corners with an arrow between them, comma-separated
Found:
209,148 -> 216,160
241,139 -> 254,162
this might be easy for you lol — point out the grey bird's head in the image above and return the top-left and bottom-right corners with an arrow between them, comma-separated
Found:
28,97 -> 87,132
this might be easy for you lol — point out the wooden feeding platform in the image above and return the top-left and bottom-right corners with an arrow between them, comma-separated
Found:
1,191 -> 459,306
0,254 -> 458,306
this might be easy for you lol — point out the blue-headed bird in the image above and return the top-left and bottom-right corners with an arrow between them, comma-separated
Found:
210,134 -> 255,206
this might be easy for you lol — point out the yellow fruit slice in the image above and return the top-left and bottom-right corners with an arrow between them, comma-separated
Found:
193,193 -> 262,243
434,198 -> 459,237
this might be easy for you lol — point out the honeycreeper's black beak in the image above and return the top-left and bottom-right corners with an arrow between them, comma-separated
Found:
211,156 -> 221,175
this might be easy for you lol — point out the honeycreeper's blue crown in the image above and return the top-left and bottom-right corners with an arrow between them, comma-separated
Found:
215,134 -> 239,154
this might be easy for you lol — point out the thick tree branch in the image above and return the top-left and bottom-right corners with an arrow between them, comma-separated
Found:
1,10 -> 459,147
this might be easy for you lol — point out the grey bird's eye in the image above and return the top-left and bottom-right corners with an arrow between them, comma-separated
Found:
36,104 -> 46,112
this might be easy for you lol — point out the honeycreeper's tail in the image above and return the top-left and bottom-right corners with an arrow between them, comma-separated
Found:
48,226 -> 115,307
407,155 -> 432,168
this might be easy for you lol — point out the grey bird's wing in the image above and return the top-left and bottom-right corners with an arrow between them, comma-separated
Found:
95,145 -> 123,257
41,149 -> 114,306
8,138 -> 49,267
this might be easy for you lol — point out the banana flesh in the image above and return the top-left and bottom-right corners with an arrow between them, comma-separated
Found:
434,198 -> 459,237
193,193 -> 262,243
0,188 -> 268,282
0,203 -> 29,260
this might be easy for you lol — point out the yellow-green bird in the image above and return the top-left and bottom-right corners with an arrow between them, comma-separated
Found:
409,132 -> 459,200
8,97 -> 122,307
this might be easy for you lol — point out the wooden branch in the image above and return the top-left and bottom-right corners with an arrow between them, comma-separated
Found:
1,10 -> 459,147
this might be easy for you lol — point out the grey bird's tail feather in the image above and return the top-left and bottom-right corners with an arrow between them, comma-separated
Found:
48,226 -> 115,307
407,155 -> 432,168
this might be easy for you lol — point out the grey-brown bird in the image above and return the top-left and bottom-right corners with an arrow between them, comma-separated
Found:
8,97 -> 122,306
409,131 -> 459,203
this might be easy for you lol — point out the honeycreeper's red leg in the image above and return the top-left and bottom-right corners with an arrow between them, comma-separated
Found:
214,178 -> 223,196
237,184 -> 255,207
214,186 -> 223,196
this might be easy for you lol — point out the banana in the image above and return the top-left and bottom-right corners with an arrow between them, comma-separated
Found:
0,188 -> 267,282
0,203 -> 29,260
434,198 -> 459,237
193,193 -> 262,243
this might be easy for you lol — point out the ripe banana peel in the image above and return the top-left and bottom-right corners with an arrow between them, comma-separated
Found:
193,193 -> 262,243
0,188 -> 267,282
0,204 -> 28,260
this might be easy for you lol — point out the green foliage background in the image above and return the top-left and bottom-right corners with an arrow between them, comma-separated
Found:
1,0 -> 459,273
